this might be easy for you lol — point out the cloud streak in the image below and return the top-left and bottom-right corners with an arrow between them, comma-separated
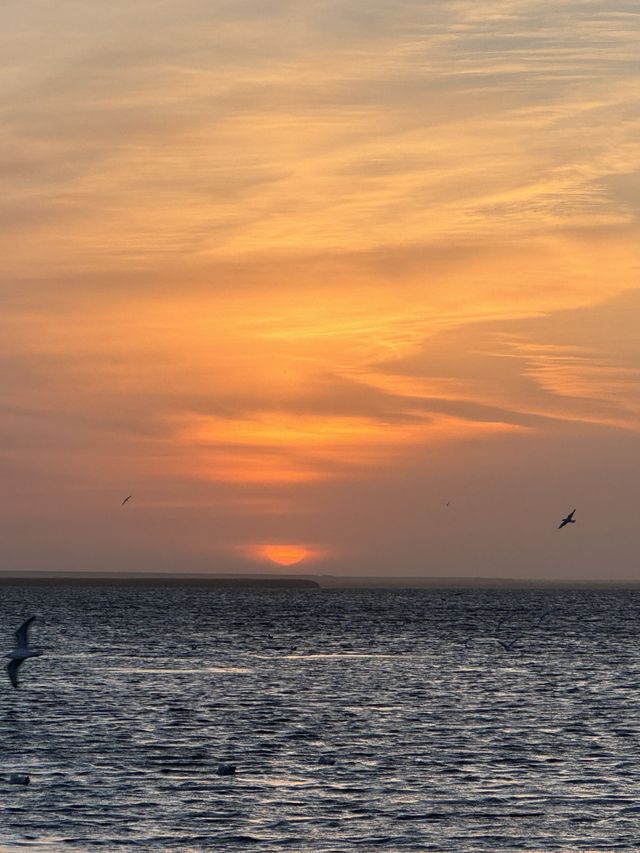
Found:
1,0 -> 639,575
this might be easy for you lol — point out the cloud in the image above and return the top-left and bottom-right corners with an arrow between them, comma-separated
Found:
1,0 -> 638,278
0,0 -> 638,574
375,287 -> 640,432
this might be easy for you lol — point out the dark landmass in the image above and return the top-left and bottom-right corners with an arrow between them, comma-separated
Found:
0,573 -> 319,591
315,575 -> 640,589
0,571 -> 638,589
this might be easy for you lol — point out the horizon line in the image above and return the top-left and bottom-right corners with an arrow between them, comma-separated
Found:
0,570 -> 639,589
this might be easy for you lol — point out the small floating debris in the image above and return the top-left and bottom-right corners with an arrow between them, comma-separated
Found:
7,774 -> 30,785
317,755 -> 336,766
216,762 -> 236,776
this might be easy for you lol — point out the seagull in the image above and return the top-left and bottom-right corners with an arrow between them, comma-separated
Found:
558,509 -> 576,529
121,495 -> 132,505
496,636 -> 522,652
494,612 -> 513,635
491,612 -> 522,651
5,617 -> 43,688
490,609 -> 553,652
535,610 -> 553,626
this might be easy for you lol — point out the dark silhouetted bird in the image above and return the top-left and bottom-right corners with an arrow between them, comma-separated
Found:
5,617 -> 43,688
558,509 -> 576,529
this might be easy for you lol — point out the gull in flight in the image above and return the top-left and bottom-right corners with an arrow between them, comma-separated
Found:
496,636 -> 521,652
5,617 -> 43,688
492,611 -> 524,651
487,609 -> 553,652
558,509 -> 576,529
121,495 -> 132,505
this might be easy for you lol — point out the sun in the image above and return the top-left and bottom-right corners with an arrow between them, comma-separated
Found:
261,545 -> 308,566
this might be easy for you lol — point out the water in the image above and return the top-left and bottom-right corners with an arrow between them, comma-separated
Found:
0,583 -> 639,851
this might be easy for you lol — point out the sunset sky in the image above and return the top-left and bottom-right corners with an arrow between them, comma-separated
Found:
2,0 -> 639,579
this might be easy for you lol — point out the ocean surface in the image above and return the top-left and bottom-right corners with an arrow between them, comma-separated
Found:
1,584 -> 640,852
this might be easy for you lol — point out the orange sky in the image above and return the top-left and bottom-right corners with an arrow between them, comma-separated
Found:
1,1 -> 639,579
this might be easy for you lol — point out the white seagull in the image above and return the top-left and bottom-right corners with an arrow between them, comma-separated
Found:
558,509 -> 576,530
5,616 -> 43,688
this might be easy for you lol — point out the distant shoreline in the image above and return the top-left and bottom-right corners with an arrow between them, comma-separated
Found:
0,572 -> 639,590
0,574 -> 320,591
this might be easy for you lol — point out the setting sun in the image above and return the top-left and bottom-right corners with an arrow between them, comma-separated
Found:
261,545 -> 309,567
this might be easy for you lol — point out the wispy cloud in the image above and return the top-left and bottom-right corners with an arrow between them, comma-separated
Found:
1,0 -> 638,276
1,0 -> 639,574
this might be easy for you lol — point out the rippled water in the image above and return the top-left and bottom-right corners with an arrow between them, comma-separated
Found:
1,584 -> 640,851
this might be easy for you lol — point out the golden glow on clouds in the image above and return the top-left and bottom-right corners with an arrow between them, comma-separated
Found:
1,0 -> 639,574
176,412 -> 526,484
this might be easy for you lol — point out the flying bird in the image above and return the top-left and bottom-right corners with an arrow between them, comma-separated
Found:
492,612 -> 522,651
558,509 -> 576,529
5,617 -> 43,688
496,615 -> 553,652
496,636 -> 522,652
490,609 -> 553,653
121,495 -> 132,505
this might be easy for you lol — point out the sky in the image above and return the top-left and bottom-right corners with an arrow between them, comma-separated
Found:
1,0 -> 639,580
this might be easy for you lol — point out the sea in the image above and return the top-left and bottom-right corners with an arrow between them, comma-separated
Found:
0,582 -> 639,852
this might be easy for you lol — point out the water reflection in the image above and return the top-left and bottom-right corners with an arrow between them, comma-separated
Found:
0,585 -> 638,851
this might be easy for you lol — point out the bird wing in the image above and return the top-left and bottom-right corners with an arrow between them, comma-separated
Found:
15,616 -> 35,650
7,659 -> 24,688
495,613 -> 512,634
558,509 -> 576,528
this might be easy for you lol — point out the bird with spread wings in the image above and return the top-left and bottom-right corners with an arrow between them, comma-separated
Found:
558,509 -> 576,529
